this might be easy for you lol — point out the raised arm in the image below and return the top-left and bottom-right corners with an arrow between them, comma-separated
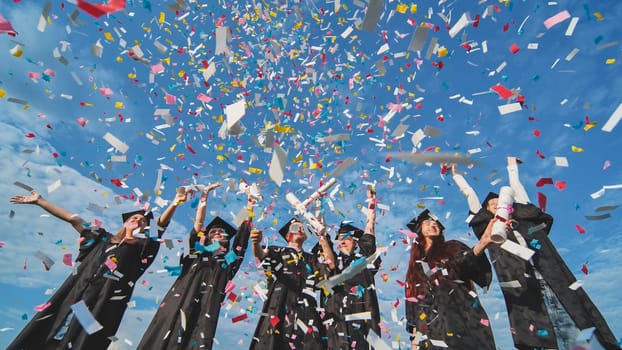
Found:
507,157 -> 530,204
193,183 -> 222,232
155,187 -> 188,237
250,229 -> 267,261
450,164 -> 482,214
10,191 -> 85,233
364,186 -> 376,236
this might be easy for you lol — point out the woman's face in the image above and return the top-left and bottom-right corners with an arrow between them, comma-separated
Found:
125,214 -> 147,232
208,227 -> 228,244
420,219 -> 441,238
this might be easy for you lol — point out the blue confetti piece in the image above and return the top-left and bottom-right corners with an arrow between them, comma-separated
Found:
164,265 -> 182,276
224,251 -> 237,265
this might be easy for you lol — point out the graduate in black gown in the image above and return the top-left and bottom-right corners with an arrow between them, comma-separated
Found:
452,158 -> 621,350
249,216 -> 335,350
322,187 -> 382,350
137,183 -> 255,349
404,209 -> 497,350
8,188 -> 187,350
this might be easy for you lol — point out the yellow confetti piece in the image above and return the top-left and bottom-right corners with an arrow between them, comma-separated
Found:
419,312 -> 427,320
416,203 -> 426,209
116,56 -> 123,63
127,72 -> 136,79
438,47 -> 448,58
249,167 -> 263,174
169,144 -> 176,152
396,4 -> 408,13
274,124 -> 295,133
114,102 -> 124,109
0,89 -> 5,98
410,4 -> 418,13
571,145 -> 584,153
605,58 -> 616,65
593,12 -> 603,21
584,122 -> 597,131
158,12 -> 166,24
104,32 -> 114,41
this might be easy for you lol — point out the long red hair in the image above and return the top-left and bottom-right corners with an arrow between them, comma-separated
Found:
405,229 -> 464,299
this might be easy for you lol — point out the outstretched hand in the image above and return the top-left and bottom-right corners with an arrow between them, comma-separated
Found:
173,187 -> 188,205
10,191 -> 41,205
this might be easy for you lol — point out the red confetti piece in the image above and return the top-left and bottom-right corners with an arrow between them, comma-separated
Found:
581,263 -> 589,275
575,224 -> 586,234
537,192 -> 547,212
536,150 -> 546,159
227,292 -> 237,302
554,181 -> 567,190
509,43 -> 520,54
77,0 -> 126,18
25,133 -> 35,138
491,84 -> 514,99
231,313 -> 248,323
110,178 -> 123,187
269,315 -> 280,327
186,144 -> 197,154
535,178 -> 553,187
533,129 -> 541,137
503,23 -> 510,31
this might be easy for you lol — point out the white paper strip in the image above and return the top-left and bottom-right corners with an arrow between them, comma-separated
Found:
602,102 -> 622,132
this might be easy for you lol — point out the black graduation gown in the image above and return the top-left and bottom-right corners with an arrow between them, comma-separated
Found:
136,220 -> 251,350
323,233 -> 381,350
8,226 -> 162,350
405,240 -> 496,350
250,246 -> 327,350
469,203 -> 620,350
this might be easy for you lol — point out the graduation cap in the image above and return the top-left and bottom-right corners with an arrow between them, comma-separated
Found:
121,209 -> 154,225
335,222 -> 364,240
481,192 -> 499,207
204,216 -> 237,240
406,209 -> 445,233
278,217 -> 309,241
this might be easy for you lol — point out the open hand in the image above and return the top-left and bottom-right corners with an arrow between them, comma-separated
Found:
10,191 -> 41,205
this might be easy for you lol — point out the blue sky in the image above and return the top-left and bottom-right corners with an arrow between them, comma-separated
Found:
0,0 -> 621,348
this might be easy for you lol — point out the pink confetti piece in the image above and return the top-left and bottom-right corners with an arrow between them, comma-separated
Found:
34,302 -> 52,312
62,253 -> 74,267
104,257 -> 117,272
544,10 -> 571,30
603,160 -> 611,170
0,13 -> 17,36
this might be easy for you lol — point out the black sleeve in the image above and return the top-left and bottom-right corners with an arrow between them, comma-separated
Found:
405,298 -> 418,334
227,219 -> 251,278
359,233 -> 381,272
448,240 -> 492,289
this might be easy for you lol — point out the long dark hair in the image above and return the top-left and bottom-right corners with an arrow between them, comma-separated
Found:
405,228 -> 450,299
